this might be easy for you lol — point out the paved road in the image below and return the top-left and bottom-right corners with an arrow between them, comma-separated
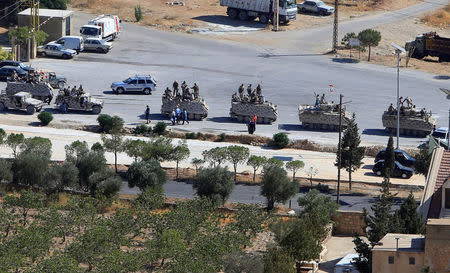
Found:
2,3 -> 448,148
121,180 -> 402,212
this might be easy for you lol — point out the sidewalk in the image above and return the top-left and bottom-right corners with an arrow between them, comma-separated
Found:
0,124 -> 425,187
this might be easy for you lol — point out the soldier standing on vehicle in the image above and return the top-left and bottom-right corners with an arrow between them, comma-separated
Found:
145,105 -> 150,124
247,84 -> 253,97
173,81 -> 179,92
238,84 -> 244,100
192,83 -> 199,100
72,86 -> 77,96
314,93 -> 320,107
78,85 -> 84,96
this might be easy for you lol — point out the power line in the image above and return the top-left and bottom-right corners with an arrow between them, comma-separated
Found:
0,1 -> 22,22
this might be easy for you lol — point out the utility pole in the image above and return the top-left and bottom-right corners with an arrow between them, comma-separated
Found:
336,93 -> 343,205
395,50 -> 401,149
272,0 -> 279,31
332,0 -> 338,52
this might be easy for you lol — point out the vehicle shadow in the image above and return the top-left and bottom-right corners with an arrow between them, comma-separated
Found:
191,15 -> 266,28
207,116 -> 237,124
258,53 -> 324,58
364,171 -> 378,177
332,57 -> 360,64
362,128 -> 388,136
278,124 -> 302,131
102,90 -> 116,95
362,164 -> 373,170
434,75 -> 450,80
137,113 -> 167,121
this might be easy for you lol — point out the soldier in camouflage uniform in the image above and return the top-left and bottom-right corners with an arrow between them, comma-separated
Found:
192,83 -> 199,100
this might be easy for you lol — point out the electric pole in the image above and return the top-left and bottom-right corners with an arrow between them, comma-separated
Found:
332,0 -> 338,52
336,93 -> 343,204
272,0 -> 279,31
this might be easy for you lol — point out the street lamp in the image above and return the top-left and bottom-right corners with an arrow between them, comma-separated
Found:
439,88 -> 450,150
392,43 -> 406,149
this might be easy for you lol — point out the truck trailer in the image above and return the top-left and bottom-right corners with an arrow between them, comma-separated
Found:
405,32 -> 450,62
80,15 -> 120,41
220,0 -> 297,24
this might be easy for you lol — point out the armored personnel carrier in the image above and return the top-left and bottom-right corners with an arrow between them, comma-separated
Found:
381,101 -> 435,137
229,84 -> 278,124
298,103 -> 351,131
6,81 -> 54,104
55,91 -> 103,114
160,82 -> 209,120
0,91 -> 46,114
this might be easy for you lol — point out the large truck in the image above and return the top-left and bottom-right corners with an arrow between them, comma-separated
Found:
405,32 -> 450,62
80,15 -> 120,41
220,0 -> 297,24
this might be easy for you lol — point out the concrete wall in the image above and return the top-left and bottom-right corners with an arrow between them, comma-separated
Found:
372,250 -> 425,273
424,222 -> 450,273
17,15 -> 72,43
333,210 -> 366,236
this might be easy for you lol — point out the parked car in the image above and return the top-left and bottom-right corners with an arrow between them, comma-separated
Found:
297,0 -> 334,15
0,66 -> 27,81
37,43 -> 77,59
374,149 -> 416,168
110,75 -> 156,95
0,61 -> 34,73
54,36 -> 84,53
372,160 -> 414,179
83,38 -> 112,53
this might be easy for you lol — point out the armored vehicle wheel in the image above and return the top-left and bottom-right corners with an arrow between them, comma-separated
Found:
143,88 -> 151,95
116,87 -> 125,94
0,102 -> 5,111
376,171 -> 382,176
188,113 -> 195,120
228,8 -> 238,19
92,106 -> 101,115
41,52 -> 46,57
237,115 -> 244,122
238,10 -> 249,20
194,114 -> 202,120
26,106 -> 35,115
58,81 -> 66,89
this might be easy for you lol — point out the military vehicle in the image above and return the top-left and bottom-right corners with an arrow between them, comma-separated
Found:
55,91 -> 103,114
6,81 -> 54,104
381,101 -> 435,137
229,84 -> 278,124
160,82 -> 209,120
0,91 -> 46,114
45,72 -> 67,89
298,103 -> 351,131
405,32 -> 450,62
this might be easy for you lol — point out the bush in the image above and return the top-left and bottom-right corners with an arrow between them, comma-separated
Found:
134,124 -> 151,135
185,132 -> 196,139
194,166 -> 234,205
153,122 -> 167,135
88,169 -> 122,198
127,159 -> 167,191
37,111 -> 53,126
218,133 -> 226,142
196,132 -> 204,139
272,133 -> 289,149
134,187 -> 165,210
97,114 -> 124,133
134,5 -> 143,22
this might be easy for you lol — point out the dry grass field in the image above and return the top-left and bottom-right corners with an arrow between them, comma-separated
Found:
421,4 -> 450,29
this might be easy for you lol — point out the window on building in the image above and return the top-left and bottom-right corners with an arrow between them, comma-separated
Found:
409,257 -> 415,265
388,256 -> 394,264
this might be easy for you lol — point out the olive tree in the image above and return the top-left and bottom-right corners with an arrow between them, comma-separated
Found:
260,165 -> 297,210
172,141 -> 190,180
6,133 -> 25,158
247,155 -> 267,183
101,131 -> 125,173
193,166 -> 234,205
202,147 -> 228,167
191,158 -> 205,175
123,139 -> 146,162
286,160 -> 305,181
226,145 -> 250,183
127,159 -> 167,191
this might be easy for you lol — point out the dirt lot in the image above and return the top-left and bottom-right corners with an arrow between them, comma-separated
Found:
69,0 -> 419,32
334,14 -> 450,76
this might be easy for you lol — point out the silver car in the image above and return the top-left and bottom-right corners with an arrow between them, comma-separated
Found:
84,38 -> 113,53
37,43 -> 77,59
297,0 -> 334,15
111,75 -> 157,95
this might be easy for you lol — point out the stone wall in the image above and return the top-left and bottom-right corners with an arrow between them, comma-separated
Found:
424,219 -> 450,273
333,210 -> 366,236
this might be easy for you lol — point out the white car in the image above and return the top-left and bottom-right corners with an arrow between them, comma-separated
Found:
297,0 -> 334,15
37,43 -> 77,59
54,36 -> 84,53
83,38 -> 113,53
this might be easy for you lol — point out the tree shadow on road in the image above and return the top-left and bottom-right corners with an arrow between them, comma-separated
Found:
434,75 -> 450,80
207,116 -> 237,124
332,57 -> 360,64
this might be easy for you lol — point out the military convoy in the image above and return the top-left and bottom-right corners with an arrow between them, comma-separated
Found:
230,84 -> 278,124
0,91 -> 46,114
5,81 -> 54,104
161,81 -> 209,120
381,97 -> 436,137
55,91 -> 103,114
298,94 -> 351,131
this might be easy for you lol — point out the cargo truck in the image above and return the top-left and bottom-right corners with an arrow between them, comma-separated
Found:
220,0 -> 297,24
405,32 -> 450,62
80,15 -> 120,41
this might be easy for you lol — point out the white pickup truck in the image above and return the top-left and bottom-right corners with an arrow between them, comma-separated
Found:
220,0 -> 297,24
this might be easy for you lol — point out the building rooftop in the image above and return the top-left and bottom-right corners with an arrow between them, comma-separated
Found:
427,218 -> 450,226
18,8 -> 73,18
372,233 -> 425,252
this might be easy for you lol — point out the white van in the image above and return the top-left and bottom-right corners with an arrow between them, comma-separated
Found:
54,36 -> 84,54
